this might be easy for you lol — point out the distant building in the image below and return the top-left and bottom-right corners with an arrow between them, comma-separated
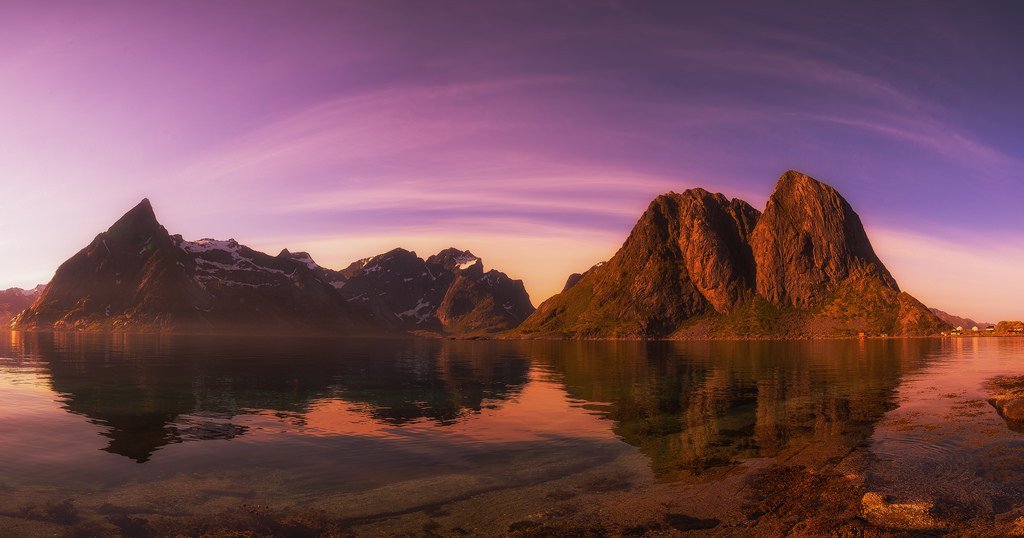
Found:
986,326 -> 996,333
1001,321 -> 1024,335
956,326 -> 965,332
972,326 -> 980,332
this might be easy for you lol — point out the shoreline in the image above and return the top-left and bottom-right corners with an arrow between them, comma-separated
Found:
7,327 -> 1024,343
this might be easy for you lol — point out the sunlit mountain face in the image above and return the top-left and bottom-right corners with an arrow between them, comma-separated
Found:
1,1 -> 1022,321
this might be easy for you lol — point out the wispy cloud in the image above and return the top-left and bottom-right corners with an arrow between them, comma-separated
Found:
803,113 -> 1019,178
168,77 -> 577,187
668,45 -> 1020,177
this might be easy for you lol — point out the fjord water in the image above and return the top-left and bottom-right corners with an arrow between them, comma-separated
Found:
2,333 -> 1024,533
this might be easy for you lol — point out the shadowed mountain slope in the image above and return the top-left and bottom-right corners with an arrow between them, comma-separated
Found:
11,200 -> 531,336
12,200 -> 381,333
338,247 -> 534,335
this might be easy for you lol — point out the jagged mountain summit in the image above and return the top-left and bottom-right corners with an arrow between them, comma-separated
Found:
0,285 -> 45,324
12,200 -> 372,333
337,247 -> 535,335
516,171 -> 949,339
11,200 -> 532,335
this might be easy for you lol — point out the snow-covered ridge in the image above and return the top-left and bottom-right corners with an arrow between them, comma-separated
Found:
397,298 -> 434,323
180,238 -> 289,289
19,285 -> 45,297
280,249 -> 322,270
290,253 -> 318,270
180,238 -> 241,254
455,253 -> 480,270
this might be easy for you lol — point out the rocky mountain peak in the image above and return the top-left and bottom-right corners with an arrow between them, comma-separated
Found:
107,198 -> 162,237
277,249 -> 319,269
517,170 -> 945,339
363,248 -> 423,274
751,171 -> 897,308
13,199 -> 378,334
336,246 -> 532,335
427,248 -> 481,272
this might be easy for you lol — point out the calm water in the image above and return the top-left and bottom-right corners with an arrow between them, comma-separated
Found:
3,333 -> 1024,534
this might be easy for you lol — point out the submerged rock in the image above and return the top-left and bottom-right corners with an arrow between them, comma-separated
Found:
987,376 -> 1024,431
861,492 -> 943,530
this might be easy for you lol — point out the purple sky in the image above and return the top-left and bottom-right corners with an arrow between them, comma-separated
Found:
2,1 -> 1022,321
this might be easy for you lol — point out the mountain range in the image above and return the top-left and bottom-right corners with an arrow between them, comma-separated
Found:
928,308 -> 990,330
10,200 -> 534,336
8,171 -> 954,339
0,285 -> 44,325
515,171 -> 949,339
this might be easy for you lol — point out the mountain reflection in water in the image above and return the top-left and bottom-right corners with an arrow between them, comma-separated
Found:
1,333 -> 532,462
1,333 -> 937,475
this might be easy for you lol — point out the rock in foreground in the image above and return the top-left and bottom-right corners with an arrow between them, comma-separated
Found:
861,492 -> 944,531
987,375 -> 1024,432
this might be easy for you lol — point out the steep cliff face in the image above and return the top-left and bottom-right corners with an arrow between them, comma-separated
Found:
12,200 -> 374,334
518,189 -> 761,338
516,171 -> 948,339
751,171 -> 897,308
340,248 -> 534,335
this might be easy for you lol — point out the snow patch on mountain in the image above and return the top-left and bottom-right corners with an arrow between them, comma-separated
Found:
455,253 -> 480,270
286,252 -> 319,270
19,285 -> 45,297
180,238 -> 240,254
397,298 -> 434,323
182,238 -> 292,290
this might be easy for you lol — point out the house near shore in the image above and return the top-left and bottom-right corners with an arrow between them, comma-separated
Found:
997,321 -> 1024,335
